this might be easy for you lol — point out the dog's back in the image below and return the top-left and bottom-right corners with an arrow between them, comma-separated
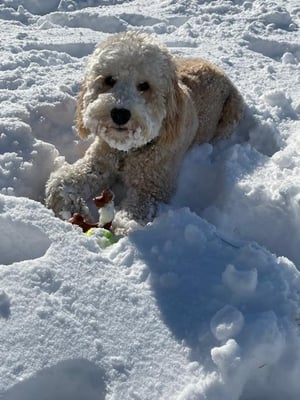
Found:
175,58 -> 244,145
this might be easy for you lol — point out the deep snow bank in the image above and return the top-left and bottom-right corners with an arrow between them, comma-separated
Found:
1,195 -> 300,400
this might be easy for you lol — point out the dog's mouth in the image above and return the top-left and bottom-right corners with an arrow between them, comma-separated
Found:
98,123 -> 156,152
114,127 -> 128,131
106,125 -> 128,132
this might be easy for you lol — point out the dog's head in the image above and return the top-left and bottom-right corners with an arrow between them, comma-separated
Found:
76,32 -> 181,151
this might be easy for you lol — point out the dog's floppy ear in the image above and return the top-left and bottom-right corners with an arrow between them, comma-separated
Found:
76,81 -> 91,138
160,74 -> 184,144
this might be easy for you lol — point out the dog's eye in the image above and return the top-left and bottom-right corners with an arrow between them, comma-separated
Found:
137,82 -> 150,92
104,76 -> 116,87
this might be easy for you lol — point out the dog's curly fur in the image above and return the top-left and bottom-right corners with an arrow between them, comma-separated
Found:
45,32 -> 244,227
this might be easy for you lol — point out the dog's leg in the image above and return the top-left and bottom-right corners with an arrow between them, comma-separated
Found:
120,146 -> 181,224
120,189 -> 158,223
45,140 -> 116,220
216,86 -> 244,138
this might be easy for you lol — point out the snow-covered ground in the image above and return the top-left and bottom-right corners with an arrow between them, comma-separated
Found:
0,0 -> 300,399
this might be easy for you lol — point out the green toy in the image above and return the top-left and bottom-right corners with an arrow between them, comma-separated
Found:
69,189 -> 117,248
86,227 -> 117,248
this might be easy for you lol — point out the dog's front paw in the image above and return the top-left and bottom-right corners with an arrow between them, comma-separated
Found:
112,210 -> 142,236
45,178 -> 90,220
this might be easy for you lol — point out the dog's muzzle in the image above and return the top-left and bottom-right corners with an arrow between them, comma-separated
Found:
111,108 -> 131,126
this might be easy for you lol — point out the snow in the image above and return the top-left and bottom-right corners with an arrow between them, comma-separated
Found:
210,305 -> 245,342
0,0 -> 300,399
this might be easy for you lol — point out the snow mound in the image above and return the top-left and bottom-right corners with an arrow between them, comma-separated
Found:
1,198 -> 300,399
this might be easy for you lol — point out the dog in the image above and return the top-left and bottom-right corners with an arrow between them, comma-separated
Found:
45,32 -> 244,229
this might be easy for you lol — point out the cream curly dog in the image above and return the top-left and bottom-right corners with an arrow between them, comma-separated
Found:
45,32 -> 244,228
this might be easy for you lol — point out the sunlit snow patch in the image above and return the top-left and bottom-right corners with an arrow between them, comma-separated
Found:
0,217 -> 51,265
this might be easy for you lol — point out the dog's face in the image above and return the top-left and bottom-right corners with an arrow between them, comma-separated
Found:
77,33 -> 179,151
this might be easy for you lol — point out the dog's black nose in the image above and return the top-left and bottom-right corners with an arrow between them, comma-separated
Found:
110,108 -> 131,126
